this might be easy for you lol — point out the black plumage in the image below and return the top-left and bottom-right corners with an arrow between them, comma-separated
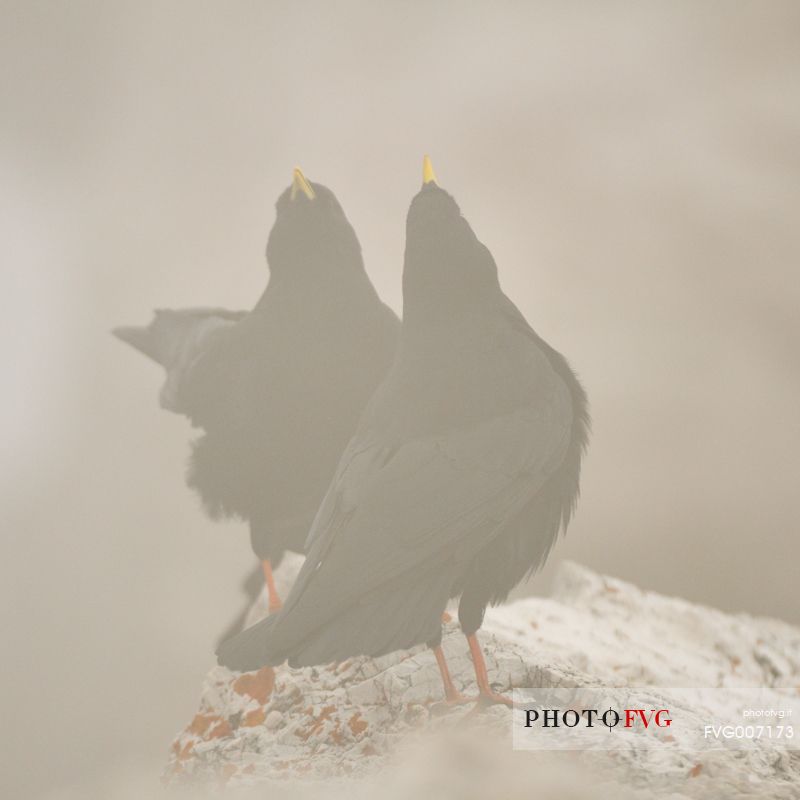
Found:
217,161 -> 589,702
114,174 -> 399,618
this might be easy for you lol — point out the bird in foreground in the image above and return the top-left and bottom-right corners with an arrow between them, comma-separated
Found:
114,169 -> 399,628
217,157 -> 589,707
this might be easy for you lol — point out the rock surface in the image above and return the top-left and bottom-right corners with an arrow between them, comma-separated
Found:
165,561 -> 800,797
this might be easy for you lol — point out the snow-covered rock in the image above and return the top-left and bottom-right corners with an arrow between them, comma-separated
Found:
165,562 -> 800,798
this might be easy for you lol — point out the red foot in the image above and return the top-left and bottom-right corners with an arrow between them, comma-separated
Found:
463,690 -> 514,718
442,687 -> 471,705
430,694 -> 475,715
261,560 -> 283,614
465,633 -> 515,712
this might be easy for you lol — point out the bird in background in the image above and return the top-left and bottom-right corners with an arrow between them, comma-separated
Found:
217,156 -> 589,708
114,168 -> 400,637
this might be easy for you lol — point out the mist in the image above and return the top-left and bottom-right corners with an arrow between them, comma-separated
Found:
2,1 -> 799,797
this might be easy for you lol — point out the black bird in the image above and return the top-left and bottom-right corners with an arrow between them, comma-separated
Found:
114,169 -> 399,622
217,157 -> 589,706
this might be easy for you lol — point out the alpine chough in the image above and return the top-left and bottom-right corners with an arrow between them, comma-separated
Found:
217,158 -> 589,706
114,169 -> 399,625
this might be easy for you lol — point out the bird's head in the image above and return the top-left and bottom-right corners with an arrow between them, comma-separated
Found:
403,156 -> 500,316
266,167 -> 364,278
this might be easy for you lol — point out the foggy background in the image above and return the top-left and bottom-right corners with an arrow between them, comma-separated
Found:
2,1 -> 799,797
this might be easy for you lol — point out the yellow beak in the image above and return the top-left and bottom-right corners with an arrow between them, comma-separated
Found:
291,167 -> 316,201
422,154 -> 437,185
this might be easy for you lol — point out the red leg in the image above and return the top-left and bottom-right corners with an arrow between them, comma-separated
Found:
261,560 -> 282,613
433,645 -> 469,704
466,633 -> 513,707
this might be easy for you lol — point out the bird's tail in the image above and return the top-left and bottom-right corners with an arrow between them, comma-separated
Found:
216,612 -> 284,672
112,325 -> 163,364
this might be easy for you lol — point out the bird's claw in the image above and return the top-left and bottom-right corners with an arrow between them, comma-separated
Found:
466,690 -> 515,715
430,691 -> 474,715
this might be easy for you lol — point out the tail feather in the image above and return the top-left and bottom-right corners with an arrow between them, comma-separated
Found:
216,613 -> 283,672
217,566 -> 455,672
286,567 -> 453,667
112,326 -> 162,363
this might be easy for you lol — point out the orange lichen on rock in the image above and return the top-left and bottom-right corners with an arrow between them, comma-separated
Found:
329,722 -> 345,745
688,763 -> 703,778
187,713 -> 220,737
233,667 -> 275,705
296,705 -> 337,741
243,708 -> 267,727
348,712 -> 368,737
208,719 -> 234,740
177,741 -> 195,761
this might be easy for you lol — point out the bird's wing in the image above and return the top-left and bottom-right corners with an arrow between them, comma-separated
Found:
280,371 -> 573,629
